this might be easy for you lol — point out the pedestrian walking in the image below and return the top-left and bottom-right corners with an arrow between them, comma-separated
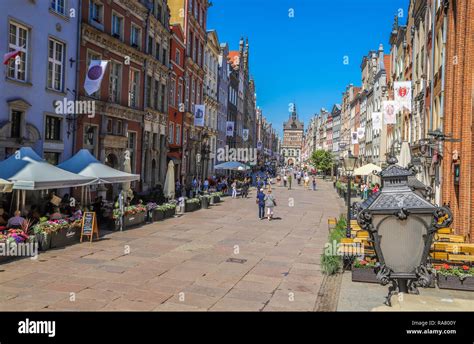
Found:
264,189 -> 277,220
203,179 -> 209,192
283,174 -> 287,187
256,188 -> 265,220
363,183 -> 369,200
312,176 -> 317,191
288,174 -> 292,190
231,180 -> 237,198
304,174 -> 310,189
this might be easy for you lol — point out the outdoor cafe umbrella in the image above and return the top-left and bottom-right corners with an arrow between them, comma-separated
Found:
353,163 -> 382,176
398,141 -> 412,168
163,160 -> 175,200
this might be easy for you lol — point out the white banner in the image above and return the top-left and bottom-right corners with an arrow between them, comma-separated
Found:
242,129 -> 249,142
394,81 -> 412,112
351,131 -> 359,144
382,100 -> 397,125
357,127 -> 365,139
372,112 -> 382,131
84,60 -> 108,96
257,141 -> 262,150
226,121 -> 234,137
194,104 -> 205,127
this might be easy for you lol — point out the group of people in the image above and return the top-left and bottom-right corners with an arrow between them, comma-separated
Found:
359,182 -> 380,200
279,170 -> 317,191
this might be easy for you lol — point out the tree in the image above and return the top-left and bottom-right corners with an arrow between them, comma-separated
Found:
311,150 -> 334,175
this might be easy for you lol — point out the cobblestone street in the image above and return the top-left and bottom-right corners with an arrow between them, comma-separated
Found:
0,180 -> 343,311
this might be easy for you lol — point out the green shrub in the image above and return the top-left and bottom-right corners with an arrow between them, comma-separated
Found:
321,215 -> 347,275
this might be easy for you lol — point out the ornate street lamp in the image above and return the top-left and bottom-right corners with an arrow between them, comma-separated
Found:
341,150 -> 357,238
356,155 -> 452,306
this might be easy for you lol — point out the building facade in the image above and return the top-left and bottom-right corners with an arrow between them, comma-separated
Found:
0,0 -> 79,163
281,104 -> 304,166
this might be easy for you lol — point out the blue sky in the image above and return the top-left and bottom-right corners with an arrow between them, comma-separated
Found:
207,0 -> 408,136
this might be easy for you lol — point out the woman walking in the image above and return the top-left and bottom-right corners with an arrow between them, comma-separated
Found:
231,180 -> 237,198
264,189 -> 276,220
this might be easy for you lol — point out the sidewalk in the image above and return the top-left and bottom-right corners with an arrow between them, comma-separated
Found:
337,271 -> 474,311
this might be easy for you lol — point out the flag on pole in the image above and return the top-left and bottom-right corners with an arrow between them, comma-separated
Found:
243,129 -> 249,141
194,104 -> 205,127
3,49 -> 21,65
84,60 -> 108,96
351,131 -> 359,144
226,121 -> 234,137
357,127 -> 365,139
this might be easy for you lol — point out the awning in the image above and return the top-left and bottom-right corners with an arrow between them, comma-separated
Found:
214,161 -> 250,171
0,147 -> 95,190
57,149 -> 140,184
0,178 -> 13,193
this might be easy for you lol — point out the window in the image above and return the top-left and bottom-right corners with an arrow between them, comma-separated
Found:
109,61 -> 122,103
131,24 -> 141,49
178,78 -> 183,106
106,118 -> 113,133
129,69 -> 140,108
47,39 -> 65,91
176,124 -> 181,145
87,51 -> 101,98
7,22 -> 28,82
175,49 -> 181,65
83,125 -> 97,146
148,35 -> 153,55
127,132 -> 136,172
169,122 -> 174,144
146,75 -> 152,108
117,120 -> 123,135
155,41 -> 161,60
160,83 -> 166,112
89,1 -> 103,24
154,79 -> 159,110
10,110 -> 22,138
157,3 -> 163,22
45,116 -> 61,140
51,0 -> 65,15
169,75 -> 176,107
44,152 -> 60,165
112,13 -> 123,40
162,47 -> 167,66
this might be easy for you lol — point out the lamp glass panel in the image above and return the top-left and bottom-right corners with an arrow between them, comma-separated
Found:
374,214 -> 429,273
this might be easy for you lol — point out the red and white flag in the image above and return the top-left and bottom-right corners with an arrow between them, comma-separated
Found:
84,60 -> 108,96
3,49 -> 21,65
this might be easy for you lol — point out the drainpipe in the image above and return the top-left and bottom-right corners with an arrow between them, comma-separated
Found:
436,2 -> 449,206
141,9 -> 151,191
73,0 -> 82,155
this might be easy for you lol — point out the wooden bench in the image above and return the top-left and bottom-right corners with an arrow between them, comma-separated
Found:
437,227 -> 453,235
327,218 -> 337,232
434,233 -> 465,243
431,251 -> 449,260
447,254 -> 474,263
433,243 -> 474,255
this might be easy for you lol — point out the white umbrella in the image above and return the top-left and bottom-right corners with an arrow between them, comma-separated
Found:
398,141 -> 411,168
354,163 -> 382,176
163,160 -> 175,200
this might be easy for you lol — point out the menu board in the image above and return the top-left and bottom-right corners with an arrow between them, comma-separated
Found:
80,212 -> 99,242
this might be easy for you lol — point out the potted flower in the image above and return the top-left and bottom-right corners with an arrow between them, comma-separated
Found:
437,264 -> 474,291
146,202 -> 158,222
185,198 -> 200,212
200,194 -> 210,209
210,192 -> 221,204
0,226 -> 36,263
159,203 -> 176,219
113,204 -> 147,230
351,259 -> 379,283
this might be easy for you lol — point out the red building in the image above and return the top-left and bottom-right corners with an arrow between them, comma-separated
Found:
168,24 -> 186,182
76,0 -> 147,199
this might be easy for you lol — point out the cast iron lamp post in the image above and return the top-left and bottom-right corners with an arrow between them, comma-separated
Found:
356,155 -> 452,306
341,150 -> 357,238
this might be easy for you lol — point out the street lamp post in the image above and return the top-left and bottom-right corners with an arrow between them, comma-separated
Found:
356,155 -> 452,306
341,150 -> 357,238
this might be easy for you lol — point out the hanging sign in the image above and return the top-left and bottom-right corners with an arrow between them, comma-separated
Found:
242,129 -> 249,142
226,121 -> 234,136
351,131 -> 359,144
394,81 -> 412,112
372,112 -> 382,130
194,104 -> 205,127
382,101 -> 398,125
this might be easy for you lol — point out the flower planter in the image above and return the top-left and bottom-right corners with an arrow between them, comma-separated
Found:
185,202 -> 199,212
211,196 -> 220,204
164,208 -> 175,218
50,226 -> 80,249
36,232 -> 51,251
152,209 -> 165,221
351,267 -> 379,283
124,212 -> 146,228
438,275 -> 474,291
